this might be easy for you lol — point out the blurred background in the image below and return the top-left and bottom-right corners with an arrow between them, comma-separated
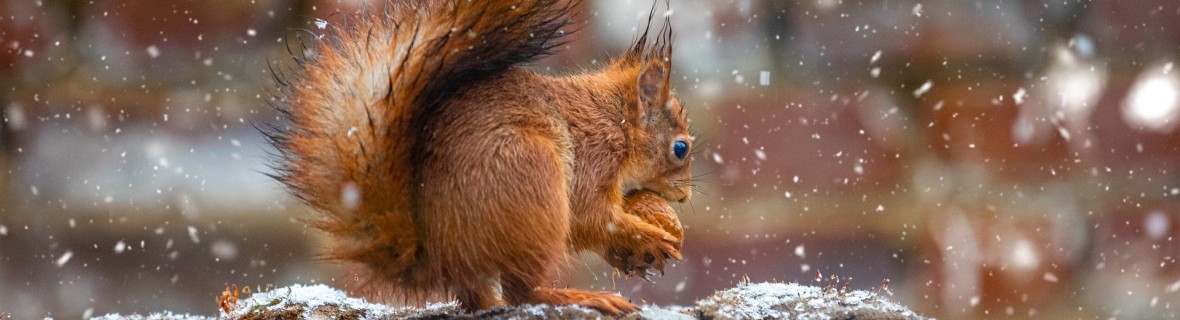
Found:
3,0 -> 1180,318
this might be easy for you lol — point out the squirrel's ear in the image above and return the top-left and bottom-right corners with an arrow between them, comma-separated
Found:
638,61 -> 670,107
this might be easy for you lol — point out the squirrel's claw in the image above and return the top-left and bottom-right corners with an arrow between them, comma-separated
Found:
644,268 -> 660,282
622,266 -> 659,283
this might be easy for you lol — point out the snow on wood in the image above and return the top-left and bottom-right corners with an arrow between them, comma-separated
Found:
92,282 -> 928,319
696,282 -> 928,320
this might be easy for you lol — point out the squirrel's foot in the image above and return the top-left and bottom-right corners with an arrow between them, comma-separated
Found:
604,215 -> 683,281
534,288 -> 638,315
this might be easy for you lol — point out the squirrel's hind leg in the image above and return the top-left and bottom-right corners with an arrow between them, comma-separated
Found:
501,272 -> 639,315
418,122 -> 575,313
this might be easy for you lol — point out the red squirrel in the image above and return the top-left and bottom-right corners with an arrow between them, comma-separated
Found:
265,0 -> 692,314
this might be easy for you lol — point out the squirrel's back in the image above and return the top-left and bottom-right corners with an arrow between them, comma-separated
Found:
265,0 -> 576,291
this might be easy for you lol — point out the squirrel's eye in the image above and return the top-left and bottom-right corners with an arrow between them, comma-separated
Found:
672,140 -> 688,160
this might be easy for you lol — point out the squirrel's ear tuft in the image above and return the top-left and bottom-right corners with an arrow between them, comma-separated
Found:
638,61 -> 669,107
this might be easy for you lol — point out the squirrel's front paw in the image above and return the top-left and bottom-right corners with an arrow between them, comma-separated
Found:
605,224 -> 682,281
605,192 -> 684,281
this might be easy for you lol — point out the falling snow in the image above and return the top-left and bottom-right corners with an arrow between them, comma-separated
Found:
912,80 -> 932,97
146,45 -> 160,58
55,251 -> 73,267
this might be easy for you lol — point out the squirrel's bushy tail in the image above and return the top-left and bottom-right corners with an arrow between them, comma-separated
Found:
265,0 -> 575,290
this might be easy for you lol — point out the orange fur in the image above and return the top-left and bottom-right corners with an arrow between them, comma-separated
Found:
267,0 -> 692,315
